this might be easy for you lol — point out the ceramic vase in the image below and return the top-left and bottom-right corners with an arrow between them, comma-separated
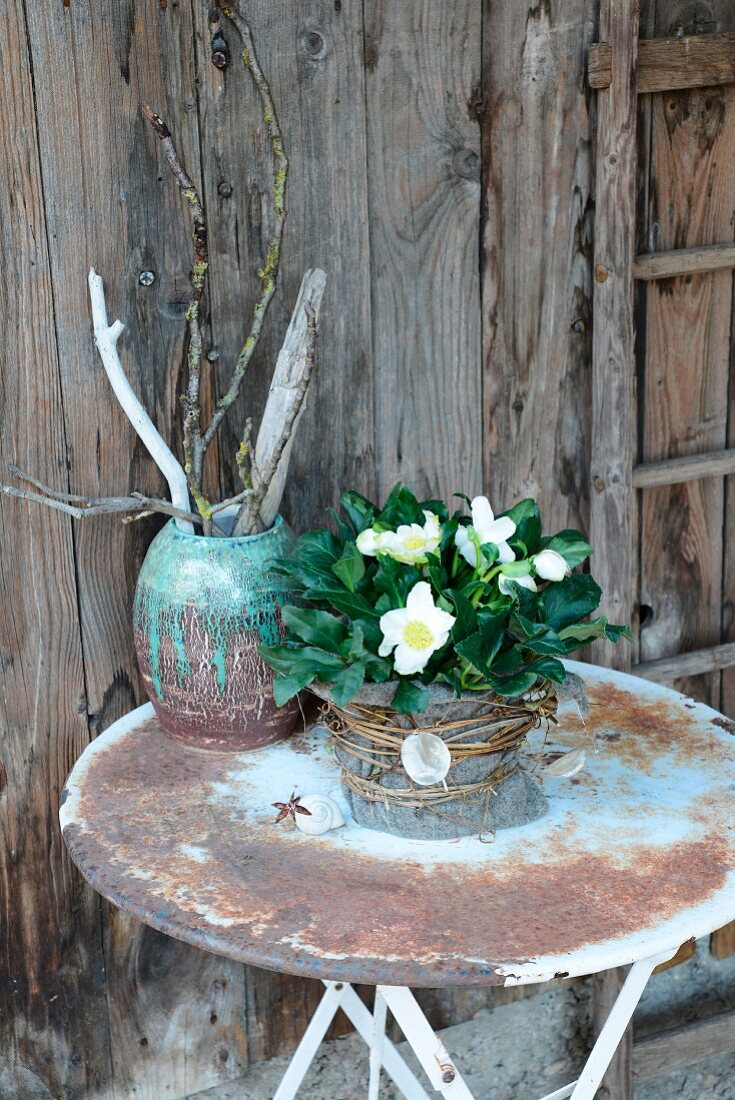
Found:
133,513 -> 299,751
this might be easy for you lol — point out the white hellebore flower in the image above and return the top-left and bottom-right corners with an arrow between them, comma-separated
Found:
356,527 -> 389,556
379,581 -> 456,676
382,510 -> 442,565
455,495 -> 516,568
532,549 -> 571,582
498,571 -> 538,596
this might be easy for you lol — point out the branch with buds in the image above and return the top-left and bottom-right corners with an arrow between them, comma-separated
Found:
2,0 -> 326,539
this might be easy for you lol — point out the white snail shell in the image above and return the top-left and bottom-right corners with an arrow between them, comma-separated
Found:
294,794 -> 346,836
400,732 -> 451,786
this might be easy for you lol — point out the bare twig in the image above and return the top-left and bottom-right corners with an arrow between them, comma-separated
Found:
142,104 -> 210,514
88,269 -> 193,532
235,416 -> 254,488
236,301 -> 318,535
209,488 -> 251,515
201,0 -> 289,451
0,481 -> 204,527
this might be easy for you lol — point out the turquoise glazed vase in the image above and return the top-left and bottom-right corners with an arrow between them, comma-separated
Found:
133,514 -> 298,752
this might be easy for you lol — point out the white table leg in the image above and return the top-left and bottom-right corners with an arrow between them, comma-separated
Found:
274,950 -> 675,1100
536,947 -> 678,1100
378,986 -> 475,1099
273,982 -> 347,1100
368,990 -> 389,1100
272,981 -> 431,1100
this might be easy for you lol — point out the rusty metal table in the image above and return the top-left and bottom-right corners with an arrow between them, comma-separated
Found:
60,662 -> 735,1099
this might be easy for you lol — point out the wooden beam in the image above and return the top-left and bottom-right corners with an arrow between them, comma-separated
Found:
634,243 -> 735,280
711,922 -> 735,959
652,938 -> 695,973
589,11 -> 638,1096
590,31 -> 735,93
634,1007 -> 735,1081
633,448 -> 735,488
589,0 -> 638,672
633,642 -> 735,683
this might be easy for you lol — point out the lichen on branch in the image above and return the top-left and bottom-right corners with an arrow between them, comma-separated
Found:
201,0 -> 289,452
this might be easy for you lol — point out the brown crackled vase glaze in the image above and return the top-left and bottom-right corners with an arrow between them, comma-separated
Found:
133,514 -> 298,751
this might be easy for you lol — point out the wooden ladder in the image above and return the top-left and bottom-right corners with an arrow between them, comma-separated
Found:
589,5 -> 735,1096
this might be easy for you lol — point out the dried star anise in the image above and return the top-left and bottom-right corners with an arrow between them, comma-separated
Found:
272,792 -> 312,825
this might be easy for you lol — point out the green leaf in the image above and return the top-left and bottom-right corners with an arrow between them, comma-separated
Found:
281,606 -> 347,653
543,529 -> 594,568
326,507 -> 356,544
489,670 -> 540,697
364,654 -> 393,682
340,490 -> 376,534
376,483 -> 423,528
372,556 -> 423,604
303,584 -> 380,620
504,498 -> 542,556
273,669 -> 315,707
558,616 -> 632,649
391,679 -> 430,714
330,661 -> 367,706
479,540 -> 500,566
345,622 -> 365,659
526,656 -> 566,683
542,573 -> 602,631
450,590 -> 478,643
490,647 -> 524,677
508,613 -> 545,640
296,529 -> 343,571
331,541 -> 366,592
259,643 -> 343,679
456,616 -> 504,676
523,630 -> 567,656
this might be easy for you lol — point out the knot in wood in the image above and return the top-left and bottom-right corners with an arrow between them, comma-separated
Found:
452,147 -> 480,181
299,29 -> 329,60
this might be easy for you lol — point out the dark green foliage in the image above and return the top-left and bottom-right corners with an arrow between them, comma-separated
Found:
261,484 -> 629,712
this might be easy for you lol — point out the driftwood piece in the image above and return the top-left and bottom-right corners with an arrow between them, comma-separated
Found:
234,268 -> 326,534
88,269 -> 194,533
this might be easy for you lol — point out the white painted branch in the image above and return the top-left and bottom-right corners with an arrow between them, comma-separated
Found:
88,268 -> 193,533
249,268 -> 327,531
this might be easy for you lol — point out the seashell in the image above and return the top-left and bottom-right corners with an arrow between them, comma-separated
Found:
400,732 -> 451,786
294,794 -> 346,836
543,747 -> 587,778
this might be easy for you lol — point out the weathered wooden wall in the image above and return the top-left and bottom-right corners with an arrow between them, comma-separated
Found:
1,0 -> 735,1096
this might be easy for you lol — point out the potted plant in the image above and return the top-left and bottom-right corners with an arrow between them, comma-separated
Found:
260,484 -> 629,838
1,3 -> 323,752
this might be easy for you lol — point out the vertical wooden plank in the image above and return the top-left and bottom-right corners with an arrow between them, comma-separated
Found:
192,0 -> 375,1060
589,0 -> 639,672
23,2 -> 247,1096
365,0 -> 482,502
711,0 -> 735,961
639,2 -> 735,710
482,0 -> 597,533
589,3 -> 639,1097
195,0 -> 375,530
0,3 -> 113,1096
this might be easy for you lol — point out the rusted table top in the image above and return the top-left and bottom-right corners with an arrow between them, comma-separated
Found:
60,662 -> 735,988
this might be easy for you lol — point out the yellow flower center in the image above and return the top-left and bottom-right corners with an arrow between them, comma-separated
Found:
404,535 -> 426,550
403,620 -> 433,650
